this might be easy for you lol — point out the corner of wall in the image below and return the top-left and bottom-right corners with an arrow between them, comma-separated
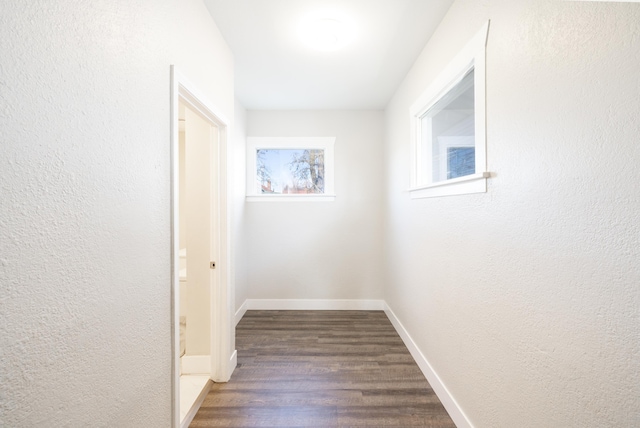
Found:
383,303 -> 474,428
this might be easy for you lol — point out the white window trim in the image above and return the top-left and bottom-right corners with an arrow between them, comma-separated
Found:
409,21 -> 490,199
246,137 -> 336,202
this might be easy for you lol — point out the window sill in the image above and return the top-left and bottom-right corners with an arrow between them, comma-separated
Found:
409,172 -> 489,199
246,194 -> 336,202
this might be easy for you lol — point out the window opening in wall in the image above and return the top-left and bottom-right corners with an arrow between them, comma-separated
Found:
410,21 -> 490,199
421,68 -> 475,183
257,149 -> 325,194
247,137 -> 335,201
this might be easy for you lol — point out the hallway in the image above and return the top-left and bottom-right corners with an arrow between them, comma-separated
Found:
190,311 -> 455,427
3,1 -> 639,426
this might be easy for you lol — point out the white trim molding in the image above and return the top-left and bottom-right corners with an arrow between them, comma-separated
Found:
181,355 -> 212,375
235,301 -> 248,326
170,65 -> 236,428
229,350 -> 238,373
243,299 -> 385,311
384,303 -> 474,428
246,137 -> 336,201
246,194 -> 336,202
409,21 -> 490,199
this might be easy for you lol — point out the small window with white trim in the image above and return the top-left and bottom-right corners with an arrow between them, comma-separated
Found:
410,22 -> 490,198
246,137 -> 335,201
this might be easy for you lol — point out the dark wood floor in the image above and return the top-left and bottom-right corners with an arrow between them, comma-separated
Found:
190,310 -> 456,427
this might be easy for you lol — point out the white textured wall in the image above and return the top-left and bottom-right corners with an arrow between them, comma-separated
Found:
0,0 -> 234,426
233,101 -> 249,313
244,111 -> 384,301
383,0 -> 640,426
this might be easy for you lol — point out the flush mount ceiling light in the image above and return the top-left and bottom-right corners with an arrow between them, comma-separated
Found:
299,15 -> 355,51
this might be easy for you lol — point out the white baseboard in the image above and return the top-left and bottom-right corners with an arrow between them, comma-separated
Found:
235,300 -> 248,326
181,355 -> 211,375
244,299 -> 385,311
229,349 -> 237,373
384,303 -> 473,428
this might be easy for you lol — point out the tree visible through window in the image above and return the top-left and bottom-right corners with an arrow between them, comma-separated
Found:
257,149 -> 325,194
247,137 -> 335,200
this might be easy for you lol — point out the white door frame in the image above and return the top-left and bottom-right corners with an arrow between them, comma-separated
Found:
170,66 -> 236,428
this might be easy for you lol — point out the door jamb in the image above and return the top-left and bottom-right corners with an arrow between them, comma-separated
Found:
170,66 -> 235,428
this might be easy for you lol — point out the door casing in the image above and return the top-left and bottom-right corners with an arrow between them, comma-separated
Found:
170,66 -> 236,428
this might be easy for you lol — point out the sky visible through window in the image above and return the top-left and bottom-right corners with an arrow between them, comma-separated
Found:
257,149 -> 325,194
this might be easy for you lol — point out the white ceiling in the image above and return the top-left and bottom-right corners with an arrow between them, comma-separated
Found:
203,0 -> 454,110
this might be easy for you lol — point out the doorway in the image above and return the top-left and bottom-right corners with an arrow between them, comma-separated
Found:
178,100 -> 214,425
170,67 -> 236,428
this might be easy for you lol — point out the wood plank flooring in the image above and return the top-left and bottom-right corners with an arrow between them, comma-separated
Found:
190,310 -> 456,427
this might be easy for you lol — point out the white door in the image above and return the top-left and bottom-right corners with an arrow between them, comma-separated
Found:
182,104 -> 218,361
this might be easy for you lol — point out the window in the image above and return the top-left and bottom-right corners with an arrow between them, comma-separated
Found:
246,137 -> 335,201
410,22 -> 490,198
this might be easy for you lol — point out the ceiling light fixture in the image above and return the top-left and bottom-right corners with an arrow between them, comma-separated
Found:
299,16 -> 355,51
